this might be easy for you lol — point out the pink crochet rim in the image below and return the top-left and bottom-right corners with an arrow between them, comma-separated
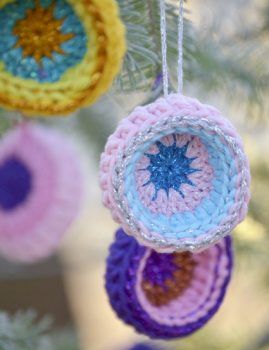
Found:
99,94 -> 251,252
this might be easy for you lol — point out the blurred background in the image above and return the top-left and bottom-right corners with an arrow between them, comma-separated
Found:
0,0 -> 269,349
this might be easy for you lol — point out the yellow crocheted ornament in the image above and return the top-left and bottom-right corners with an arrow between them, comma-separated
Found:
0,0 -> 126,116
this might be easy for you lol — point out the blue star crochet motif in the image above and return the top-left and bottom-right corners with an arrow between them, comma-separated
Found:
142,135 -> 200,200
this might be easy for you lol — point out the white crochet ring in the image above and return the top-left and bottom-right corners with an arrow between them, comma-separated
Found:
100,94 -> 250,252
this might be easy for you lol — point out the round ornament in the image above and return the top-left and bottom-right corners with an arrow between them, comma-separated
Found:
100,93 -> 250,252
128,344 -> 162,350
106,228 -> 233,339
0,122 -> 85,263
0,0 -> 126,116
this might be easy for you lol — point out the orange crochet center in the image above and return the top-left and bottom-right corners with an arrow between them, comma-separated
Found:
0,0 -> 126,116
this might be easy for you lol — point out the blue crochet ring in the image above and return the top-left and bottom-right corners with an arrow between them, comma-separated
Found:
100,94 -> 251,253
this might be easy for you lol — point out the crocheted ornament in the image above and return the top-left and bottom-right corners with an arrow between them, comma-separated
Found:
129,343 -> 162,350
100,93 -> 250,252
0,0 -> 125,116
0,122 -> 85,263
106,228 -> 233,339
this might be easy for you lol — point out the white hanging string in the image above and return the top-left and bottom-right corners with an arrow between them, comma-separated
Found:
159,0 -> 169,97
159,0 -> 184,97
177,0 -> 184,93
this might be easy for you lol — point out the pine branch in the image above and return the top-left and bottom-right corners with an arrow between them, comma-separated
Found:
0,311 -> 78,350
0,310 -> 53,350
115,0 -> 268,110
115,0 -> 158,92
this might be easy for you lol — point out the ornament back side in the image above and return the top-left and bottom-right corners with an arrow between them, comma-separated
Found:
0,0 -> 126,116
106,228 -> 233,339
100,94 -> 250,252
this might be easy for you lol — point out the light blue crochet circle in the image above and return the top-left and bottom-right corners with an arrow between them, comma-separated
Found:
0,0 -> 87,83
124,127 -> 236,240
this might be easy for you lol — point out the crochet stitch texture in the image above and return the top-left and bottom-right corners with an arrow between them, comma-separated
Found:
100,93 -> 250,252
0,123 -> 86,263
105,228 -> 233,339
0,0 -> 126,116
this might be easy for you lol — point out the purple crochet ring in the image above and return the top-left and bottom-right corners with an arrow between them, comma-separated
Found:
106,228 -> 233,339
128,343 -> 162,350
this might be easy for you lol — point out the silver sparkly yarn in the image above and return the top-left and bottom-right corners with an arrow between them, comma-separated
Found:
112,114 -> 249,253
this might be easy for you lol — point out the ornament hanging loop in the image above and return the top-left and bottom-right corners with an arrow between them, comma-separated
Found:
177,0 -> 184,94
160,0 -> 169,97
159,0 -> 184,97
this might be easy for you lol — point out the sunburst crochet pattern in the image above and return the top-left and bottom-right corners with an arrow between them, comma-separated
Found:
100,93 -> 250,252
142,136 -> 200,200
0,0 -> 126,116
13,0 -> 74,63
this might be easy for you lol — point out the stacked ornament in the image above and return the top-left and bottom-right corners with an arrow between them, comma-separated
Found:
99,0 -> 250,340
0,0 -> 126,263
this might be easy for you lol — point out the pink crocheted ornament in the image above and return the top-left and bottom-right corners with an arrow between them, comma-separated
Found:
0,123 -> 85,263
100,94 -> 250,252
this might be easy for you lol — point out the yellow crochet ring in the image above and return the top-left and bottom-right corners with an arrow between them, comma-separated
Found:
0,0 -> 126,116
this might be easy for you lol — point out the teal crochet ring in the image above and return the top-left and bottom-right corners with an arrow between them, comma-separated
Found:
0,0 -> 87,83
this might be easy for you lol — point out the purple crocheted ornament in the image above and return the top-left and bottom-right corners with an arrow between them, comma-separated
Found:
100,94 -> 250,252
129,343 -> 162,350
106,228 -> 233,339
